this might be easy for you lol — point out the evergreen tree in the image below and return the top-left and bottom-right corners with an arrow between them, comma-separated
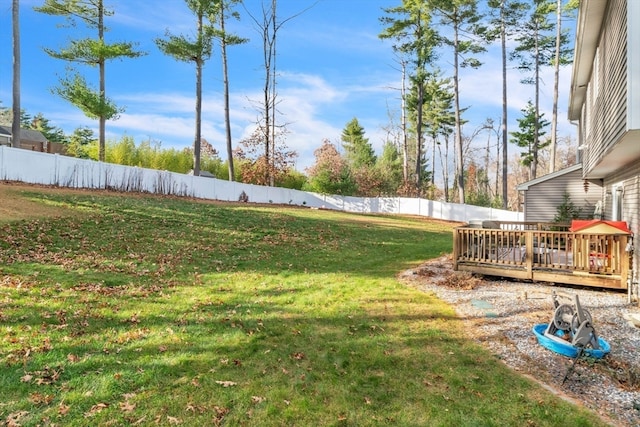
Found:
35,0 -> 145,162
510,0 -> 562,178
421,70 -> 455,200
510,100 -> 550,180
29,113 -> 66,143
375,141 -> 403,196
156,0 -> 219,176
66,127 -> 95,159
485,0 -> 529,207
210,0 -> 248,181
429,0 -> 486,204
548,0 -> 577,173
341,118 -> 376,168
380,0 -> 438,195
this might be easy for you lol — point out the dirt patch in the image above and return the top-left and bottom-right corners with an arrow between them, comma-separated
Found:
0,182 -> 81,222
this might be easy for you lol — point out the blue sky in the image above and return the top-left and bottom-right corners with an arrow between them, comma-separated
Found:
0,0 -> 576,173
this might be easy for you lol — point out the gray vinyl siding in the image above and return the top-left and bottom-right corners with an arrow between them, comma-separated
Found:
628,0 -> 640,130
602,159 -> 640,285
523,168 -> 603,222
583,0 -> 628,176
602,159 -> 640,232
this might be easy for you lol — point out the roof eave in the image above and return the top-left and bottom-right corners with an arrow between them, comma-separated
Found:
568,1 -> 608,121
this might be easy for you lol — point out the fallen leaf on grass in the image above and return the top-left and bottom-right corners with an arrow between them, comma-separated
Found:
167,415 -> 182,425
215,380 -> 237,387
251,396 -> 266,404
213,406 -> 230,426
6,410 -> 29,427
84,403 -> 108,417
58,403 -> 70,415
119,401 -> 136,412
29,392 -> 54,405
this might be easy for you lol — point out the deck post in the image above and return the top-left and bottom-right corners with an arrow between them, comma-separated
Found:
452,228 -> 459,271
525,230 -> 533,280
621,235 -> 630,291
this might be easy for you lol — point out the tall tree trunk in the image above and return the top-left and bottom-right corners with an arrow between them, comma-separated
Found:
438,134 -> 450,202
485,129 -> 491,197
415,81 -> 424,195
549,0 -> 562,174
220,1 -> 235,181
500,0 -> 508,208
431,135 -> 436,187
193,10 -> 204,176
98,0 -> 105,162
401,59 -> 408,183
453,22 -> 465,203
269,0 -> 277,186
413,10 -> 425,196
261,3 -> 272,185
532,23 -> 540,180
12,0 -> 21,149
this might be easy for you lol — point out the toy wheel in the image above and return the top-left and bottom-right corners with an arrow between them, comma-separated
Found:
553,304 -> 574,330
571,310 -> 592,333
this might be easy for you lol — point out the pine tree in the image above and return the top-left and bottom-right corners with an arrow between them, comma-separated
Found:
341,118 -> 376,169
485,0 -> 529,207
429,0 -> 486,204
510,100 -> 550,180
35,0 -> 145,162
156,0 -> 219,176
380,0 -> 438,195
510,0 -> 560,179
211,0 -> 248,181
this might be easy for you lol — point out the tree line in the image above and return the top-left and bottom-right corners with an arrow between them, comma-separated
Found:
8,0 -> 579,209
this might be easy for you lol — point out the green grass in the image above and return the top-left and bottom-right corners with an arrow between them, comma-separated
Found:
0,187 -> 609,426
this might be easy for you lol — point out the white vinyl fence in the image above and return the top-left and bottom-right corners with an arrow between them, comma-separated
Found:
0,146 -> 521,223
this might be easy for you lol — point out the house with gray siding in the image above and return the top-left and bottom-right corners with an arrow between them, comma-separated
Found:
517,164 -> 602,222
520,0 -> 639,287
572,0 -> 639,288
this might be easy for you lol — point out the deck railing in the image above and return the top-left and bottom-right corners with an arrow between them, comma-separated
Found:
453,221 -> 631,289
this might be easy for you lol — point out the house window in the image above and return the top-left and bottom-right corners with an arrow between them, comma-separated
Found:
611,184 -> 623,221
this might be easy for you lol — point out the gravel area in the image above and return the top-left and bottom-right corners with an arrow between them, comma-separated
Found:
400,255 -> 640,427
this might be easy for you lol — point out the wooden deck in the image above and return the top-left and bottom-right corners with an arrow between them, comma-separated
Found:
453,221 -> 632,289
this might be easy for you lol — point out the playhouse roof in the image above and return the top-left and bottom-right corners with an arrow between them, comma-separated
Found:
569,220 -> 632,234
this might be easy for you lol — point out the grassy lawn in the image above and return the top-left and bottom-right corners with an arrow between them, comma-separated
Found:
0,185 -> 608,426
